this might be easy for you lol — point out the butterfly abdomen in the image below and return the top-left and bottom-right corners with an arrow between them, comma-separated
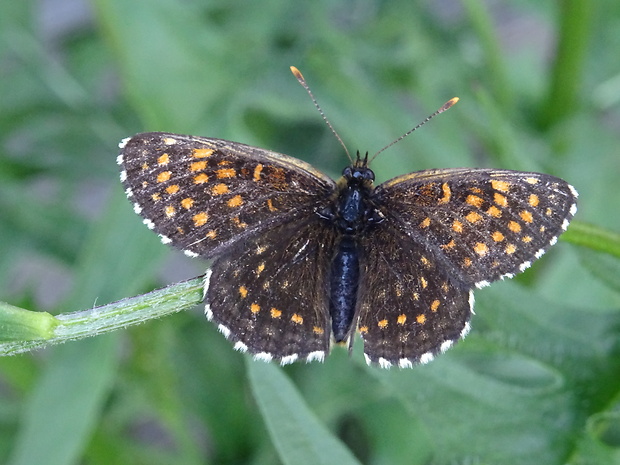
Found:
329,236 -> 360,342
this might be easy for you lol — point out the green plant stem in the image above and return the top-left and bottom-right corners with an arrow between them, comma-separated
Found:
0,277 -> 204,356
562,221 -> 620,259
461,0 -> 512,110
538,0 -> 594,129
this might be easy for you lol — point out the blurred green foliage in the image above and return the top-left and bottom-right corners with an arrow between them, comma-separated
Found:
1,1 -> 620,464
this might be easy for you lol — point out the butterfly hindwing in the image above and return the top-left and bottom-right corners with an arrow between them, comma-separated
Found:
205,216 -> 337,364
357,226 -> 473,368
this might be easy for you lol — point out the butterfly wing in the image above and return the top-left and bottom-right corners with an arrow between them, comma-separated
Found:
357,226 -> 473,368
357,168 -> 577,367
373,169 -> 578,287
206,216 -> 337,363
118,132 -> 336,259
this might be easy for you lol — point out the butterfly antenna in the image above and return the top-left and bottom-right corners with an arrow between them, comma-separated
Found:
290,66 -> 353,163
368,97 -> 459,164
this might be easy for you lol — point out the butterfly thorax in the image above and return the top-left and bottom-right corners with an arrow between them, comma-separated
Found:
319,158 -> 382,235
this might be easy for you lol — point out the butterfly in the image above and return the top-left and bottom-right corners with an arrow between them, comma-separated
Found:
118,68 -> 577,368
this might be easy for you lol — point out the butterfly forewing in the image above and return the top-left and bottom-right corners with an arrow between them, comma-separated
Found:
373,169 -> 578,288
206,216 -> 336,363
118,132 -> 336,259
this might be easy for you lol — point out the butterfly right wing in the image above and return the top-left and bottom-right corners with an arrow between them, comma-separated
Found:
373,168 -> 578,288
118,132 -> 336,259
357,225 -> 473,368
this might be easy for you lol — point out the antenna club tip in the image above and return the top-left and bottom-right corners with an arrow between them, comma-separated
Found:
290,66 -> 304,80
439,97 -> 459,113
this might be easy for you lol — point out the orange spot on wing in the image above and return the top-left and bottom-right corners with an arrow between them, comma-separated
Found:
378,319 -> 388,329
192,212 -> 208,226
397,314 -> 407,325
232,217 -> 247,228
474,242 -> 488,256
441,239 -> 456,250
166,184 -> 179,194
466,211 -> 483,223
491,231 -> 505,242
216,168 -> 236,179
491,180 -> 510,192
227,195 -> 243,207
192,148 -> 214,158
291,313 -> 303,324
466,195 -> 484,208
157,153 -> 169,165
193,173 -> 209,184
508,221 -> 521,233
211,183 -> 229,195
157,171 -> 172,183
494,193 -> 508,207
520,210 -> 534,223
487,205 -> 502,218
181,198 -> 194,209
438,183 -> 451,204
190,161 -> 208,172
253,164 -> 263,182
256,262 -> 265,275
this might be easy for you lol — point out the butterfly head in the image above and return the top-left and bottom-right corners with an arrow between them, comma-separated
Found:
341,151 -> 375,189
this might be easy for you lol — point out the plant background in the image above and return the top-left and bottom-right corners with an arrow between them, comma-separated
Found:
1,1 -> 620,464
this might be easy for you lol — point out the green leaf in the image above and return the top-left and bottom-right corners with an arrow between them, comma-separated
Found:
248,361 -> 361,465
7,337 -> 119,465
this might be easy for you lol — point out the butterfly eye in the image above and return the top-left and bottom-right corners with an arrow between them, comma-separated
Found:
362,168 -> 375,182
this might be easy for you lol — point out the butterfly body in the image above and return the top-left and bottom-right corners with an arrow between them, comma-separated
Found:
320,157 -> 381,343
119,131 -> 577,368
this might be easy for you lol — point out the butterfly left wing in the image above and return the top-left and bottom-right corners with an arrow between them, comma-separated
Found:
118,132 -> 336,260
205,215 -> 337,364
